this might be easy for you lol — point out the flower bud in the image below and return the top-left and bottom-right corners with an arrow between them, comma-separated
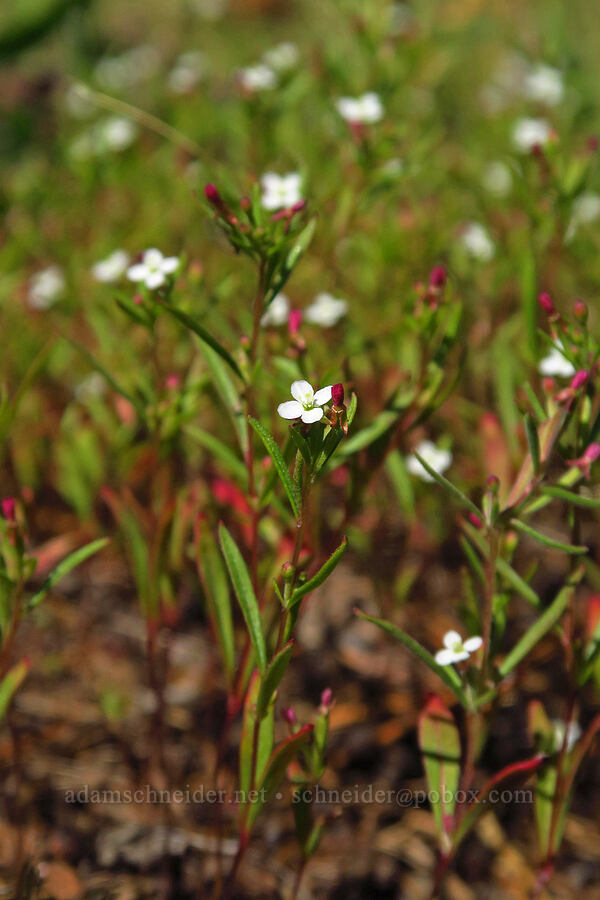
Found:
1,497 -> 16,522
332,383 -> 345,409
571,370 -> 589,391
281,707 -> 297,726
574,300 -> 588,322
538,292 -> 556,315
429,265 -> 447,288
584,443 -> 600,464
320,687 -> 333,709
288,309 -> 302,335
486,474 -> 500,494
205,183 -> 224,211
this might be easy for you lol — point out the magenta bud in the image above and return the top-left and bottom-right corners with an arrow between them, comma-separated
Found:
332,383 -> 345,408
240,196 -> 251,210
288,309 -> 302,335
486,475 -> 500,493
320,687 -> 333,708
132,294 -> 143,305
281,707 -> 296,726
571,370 -> 589,391
1,497 -> 16,521
165,374 -> 180,390
538,292 -> 556,315
584,443 -> 600,463
429,265 -> 447,288
542,376 -> 556,394
574,300 -> 588,321
205,183 -> 222,207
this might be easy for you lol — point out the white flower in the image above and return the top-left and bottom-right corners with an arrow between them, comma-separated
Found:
168,51 -> 205,94
261,293 -> 290,326
551,719 -> 582,753
263,42 -> 299,71
97,117 -> 138,152
482,161 -> 512,196
260,172 -> 302,210
435,631 -> 483,667
523,64 -> 564,107
538,343 -> 576,378
304,292 -> 348,327
572,192 -> 600,225
512,117 -> 552,152
336,92 -> 383,124
278,380 -> 333,424
127,249 -> 179,290
92,250 -> 130,283
28,266 -> 65,309
460,222 -> 495,261
94,45 -> 160,91
238,64 -> 276,92
406,439 -> 452,482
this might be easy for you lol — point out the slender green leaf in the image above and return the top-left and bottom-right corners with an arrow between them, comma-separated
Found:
355,611 -> 470,707
159,302 -> 244,380
249,417 -> 299,519
240,671 -> 274,799
413,451 -> 481,519
541,486 -> 600,510
247,724 -> 313,828
256,640 -> 294,720
196,522 -> 236,687
218,524 -> 266,674
510,518 -> 588,555
524,413 -> 540,474
185,426 -> 248,485
201,343 -> 248,454
289,538 -> 348,609
498,573 -> 583,678
29,538 -> 109,608
418,696 -> 461,840
0,659 -> 29,722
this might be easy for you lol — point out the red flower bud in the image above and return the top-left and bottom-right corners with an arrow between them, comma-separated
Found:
574,300 -> 587,321
571,370 -> 589,391
429,265 -> 447,288
1,497 -> 16,522
538,292 -> 556,315
332,383 -> 345,408
281,707 -> 297,726
320,687 -> 333,708
288,309 -> 302,335
205,183 -> 223,207
584,443 -> 600,463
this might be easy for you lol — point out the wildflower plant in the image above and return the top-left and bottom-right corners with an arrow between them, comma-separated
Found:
358,292 -> 600,896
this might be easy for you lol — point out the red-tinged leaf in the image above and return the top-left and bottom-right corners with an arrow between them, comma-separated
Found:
452,753 -> 545,849
418,696 -> 461,843
247,724 -> 313,829
504,407 -> 569,511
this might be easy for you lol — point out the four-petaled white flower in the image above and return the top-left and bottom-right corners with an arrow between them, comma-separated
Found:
512,117 -> 552,153
460,222 -> 495,261
261,172 -> 303,210
261,293 -> 290,327
304,292 -> 348,327
278,380 -> 333,424
28,266 -> 65,310
238,64 -> 277,92
406,439 -> 452,482
435,630 -> 483,667
523,64 -> 564,107
92,250 -> 130,283
538,343 -> 576,378
336,92 -> 383,124
127,249 -> 179,290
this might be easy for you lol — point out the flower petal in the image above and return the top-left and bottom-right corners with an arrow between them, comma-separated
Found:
127,263 -> 148,282
277,400 -> 303,420
144,248 -> 163,266
443,630 -> 462,649
301,407 -> 324,424
464,636 -> 483,653
145,271 -> 166,289
161,256 -> 179,274
290,380 -> 314,404
434,649 -> 456,666
313,385 -> 333,406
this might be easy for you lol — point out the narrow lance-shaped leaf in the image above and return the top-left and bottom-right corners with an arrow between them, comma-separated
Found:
247,724 -> 313,829
185,426 -> 248,486
289,538 -> 348,609
540,485 -> 600,510
256,640 -> 294,720
498,570 -> 583,678
355,610 -> 471,707
196,521 -> 236,687
157,302 -> 244,380
29,538 -> 109,609
524,413 -> 540,474
0,659 -> 30,722
218,524 -> 267,674
413,451 -> 482,520
509,518 -> 588,555
418,696 -> 461,841
249,417 -> 300,519
201,342 -> 248,454
239,671 -> 274,800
